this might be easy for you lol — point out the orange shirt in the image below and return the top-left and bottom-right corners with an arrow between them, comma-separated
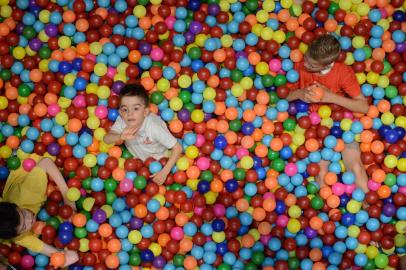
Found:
289,61 -> 361,98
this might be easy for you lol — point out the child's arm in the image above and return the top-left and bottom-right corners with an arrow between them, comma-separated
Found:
37,158 -> 76,211
104,126 -> 139,144
152,142 -> 183,185
41,244 -> 79,267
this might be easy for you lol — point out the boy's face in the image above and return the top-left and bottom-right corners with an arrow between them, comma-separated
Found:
304,54 -> 332,73
119,96 -> 149,128
17,208 -> 36,234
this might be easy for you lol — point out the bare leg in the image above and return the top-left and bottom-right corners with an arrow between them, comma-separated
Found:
316,160 -> 330,188
342,142 -> 369,194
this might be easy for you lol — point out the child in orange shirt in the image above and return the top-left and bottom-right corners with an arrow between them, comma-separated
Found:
287,35 -> 370,193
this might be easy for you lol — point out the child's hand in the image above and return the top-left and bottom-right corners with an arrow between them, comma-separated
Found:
120,126 -> 139,140
64,199 -> 77,212
151,169 -> 169,185
63,250 -> 79,267
307,82 -> 334,103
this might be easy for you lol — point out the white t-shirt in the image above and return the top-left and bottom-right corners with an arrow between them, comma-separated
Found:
110,114 -> 177,161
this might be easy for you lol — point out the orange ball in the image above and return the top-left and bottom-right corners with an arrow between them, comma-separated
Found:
134,204 -> 147,218
183,256 -> 197,270
105,254 -> 120,269
107,239 -> 121,253
311,87 -> 324,101
72,213 -> 87,227
372,169 -> 386,182
6,135 -> 20,149
50,252 -> 65,268
98,224 -> 113,238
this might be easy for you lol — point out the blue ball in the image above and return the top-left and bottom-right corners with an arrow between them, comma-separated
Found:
214,135 -> 227,149
149,161 -> 162,174
0,167 -> 9,181
197,180 -> 211,194
212,219 -> 225,232
225,179 -> 238,192
140,249 -> 154,262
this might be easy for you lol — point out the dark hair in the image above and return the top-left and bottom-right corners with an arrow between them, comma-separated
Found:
307,35 -> 341,65
119,84 -> 149,106
0,202 -> 20,239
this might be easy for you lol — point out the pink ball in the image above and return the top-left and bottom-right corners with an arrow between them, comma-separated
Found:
73,95 -> 86,107
309,112 -> 321,125
47,104 -> 61,116
284,163 -> 297,176
236,148 -> 249,159
150,48 -> 164,61
95,105 -> 108,119
119,178 -> 133,193
196,157 -> 210,170
344,184 -> 356,194
107,67 -> 117,79
368,179 -> 380,191
85,54 -> 96,61
263,192 -> 275,200
276,215 -> 289,227
343,111 -> 354,119
195,134 -> 205,147
269,59 -> 281,72
260,235 -> 271,245
80,188 -> 87,196
21,255 -> 34,268
194,206 -> 204,215
170,227 -> 184,240
165,16 -> 176,30
213,204 -> 226,217
399,186 -> 406,195
332,183 -> 345,196
23,158 -> 36,172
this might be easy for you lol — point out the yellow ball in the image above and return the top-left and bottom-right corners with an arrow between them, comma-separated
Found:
128,230 -> 142,244
169,97 -> 183,111
64,73 -> 75,86
280,0 -> 293,8
149,243 -> 162,256
356,3 -> 369,16
83,154 -> 97,168
347,200 -> 362,214
240,77 -> 253,90
0,145 -> 12,159
287,219 -> 301,233
256,62 -> 269,75
212,232 -> 226,243
195,34 -> 207,47
83,198 -> 95,211
318,105 -> 332,119
384,155 -> 397,169
0,5 -> 12,18
94,128 -> 106,141
344,52 -> 355,66
252,24 -> 263,36
86,83 -> 98,94
0,96 -> 8,110
55,112 -> 69,126
178,75 -> 192,88
395,220 -> 406,234
240,156 -> 254,169
288,205 -> 301,218
292,133 -> 305,146
176,157 -> 190,171
366,72 -> 379,84
204,191 -> 217,204
231,83 -> 243,97
66,187 -> 81,202
58,36 -> 71,49
339,0 -> 352,10
220,35 -> 233,47
355,73 -> 366,84
39,10 -> 50,23
94,63 -> 107,77
263,0 -> 275,11
260,27 -> 273,41
97,85 -> 111,99
203,87 -> 216,100
191,110 -> 204,123
366,246 -> 379,259
89,42 -> 102,55
256,10 -> 269,23
185,146 -> 199,159
58,97 -> 71,109
395,116 -> 406,129
381,112 -> 394,125
12,47 -> 26,60
157,78 -> 170,92
348,225 -> 360,238
86,116 -> 100,129
273,30 -> 286,44
340,118 -> 353,131
79,239 -> 89,252
133,5 -> 147,18
397,158 -> 406,172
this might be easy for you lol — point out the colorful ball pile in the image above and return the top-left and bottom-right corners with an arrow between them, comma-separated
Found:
0,0 -> 405,269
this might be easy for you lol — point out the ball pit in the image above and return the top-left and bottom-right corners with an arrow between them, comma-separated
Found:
0,0 -> 405,269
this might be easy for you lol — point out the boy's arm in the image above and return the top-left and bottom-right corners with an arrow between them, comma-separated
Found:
37,158 -> 76,210
104,126 -> 139,144
103,131 -> 122,144
152,142 -> 182,185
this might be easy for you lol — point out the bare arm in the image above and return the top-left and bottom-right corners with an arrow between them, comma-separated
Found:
324,93 -> 369,114
103,132 -> 122,144
152,142 -> 183,185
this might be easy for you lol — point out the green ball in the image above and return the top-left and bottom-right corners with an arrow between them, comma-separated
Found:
274,74 -> 287,87
242,6 -> 252,15
13,127 -> 23,138
91,165 -> 99,177
76,197 -> 85,210
229,120 -> 242,131
0,134 -> 4,143
184,103 -> 195,112
46,216 -> 61,229
7,156 -> 21,170
137,0 -> 149,5
150,91 -> 164,105
231,69 -> 243,82
39,46 -> 51,59
104,179 -> 117,192
122,148 -> 133,159
268,150 -> 279,160
81,210 -> 91,220
269,91 -> 280,104
151,61 -> 163,68
217,263 -> 231,270
262,74 -> 274,87
0,69 -> 11,81
252,251 -> 265,265
179,90 -> 192,103
362,46 -> 372,59
283,118 -> 296,131
271,158 -> 285,172
245,0 -> 258,11
187,10 -> 194,19
82,177 -> 92,190
233,168 -> 246,180
364,259 -> 375,270
173,254 -> 184,267
311,196 -> 324,210
385,85 -> 398,99
74,227 -> 88,239
374,254 -> 388,268
201,170 -> 213,181
207,0 -> 219,4
384,173 -> 396,186
244,195 -> 252,203
106,191 -> 116,205
134,176 -> 147,189
382,61 -> 392,74
328,2 -> 339,14
307,182 -> 319,194
288,257 -> 300,270
244,262 -> 257,270
18,84 -> 31,97
188,47 -> 201,60
170,183 -> 183,191
23,26 -> 36,39
129,253 -> 141,266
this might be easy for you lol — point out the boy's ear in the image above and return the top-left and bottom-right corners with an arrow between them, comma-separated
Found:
144,107 -> 150,116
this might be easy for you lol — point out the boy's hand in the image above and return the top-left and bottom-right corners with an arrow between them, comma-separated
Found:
63,250 -> 79,267
307,82 -> 335,103
64,199 -> 77,212
151,169 -> 169,185
120,126 -> 139,140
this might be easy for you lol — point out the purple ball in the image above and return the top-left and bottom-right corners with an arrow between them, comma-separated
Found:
395,42 -> 406,53
189,21 -> 202,34
47,142 -> 61,156
16,23 -> 24,35
236,52 -> 247,59
45,24 -> 58,37
29,0 -> 36,7
204,113 -> 213,122
138,41 -> 152,55
153,256 -> 166,268
112,81 -> 125,94
288,103 -> 297,115
208,4 -> 220,16
383,203 -> 396,217
304,227 -> 317,239
29,38 -> 42,51
92,209 -> 107,224
184,31 -> 195,44
130,217 -> 143,229
177,109 -> 191,122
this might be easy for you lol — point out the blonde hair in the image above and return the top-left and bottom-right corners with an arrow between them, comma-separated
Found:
307,35 -> 341,65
